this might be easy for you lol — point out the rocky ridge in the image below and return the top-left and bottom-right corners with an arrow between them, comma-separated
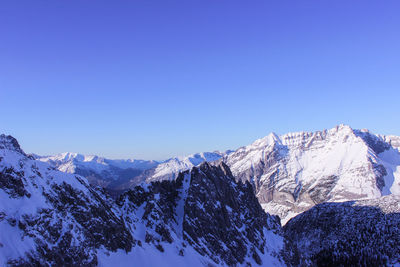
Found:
0,134 -> 282,266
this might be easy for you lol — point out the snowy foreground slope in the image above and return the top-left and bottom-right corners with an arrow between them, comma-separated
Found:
0,136 -> 133,266
0,135 -> 283,266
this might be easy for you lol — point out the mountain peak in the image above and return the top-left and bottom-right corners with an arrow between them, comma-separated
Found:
0,134 -> 25,155
197,160 -> 233,178
332,124 -> 354,134
58,152 -> 84,161
251,132 -> 281,148
225,124 -> 400,224
336,123 -> 352,129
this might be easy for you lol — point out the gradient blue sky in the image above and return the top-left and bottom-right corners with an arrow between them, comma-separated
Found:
1,1 -> 400,160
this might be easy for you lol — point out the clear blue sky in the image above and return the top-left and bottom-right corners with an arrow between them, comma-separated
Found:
1,1 -> 400,160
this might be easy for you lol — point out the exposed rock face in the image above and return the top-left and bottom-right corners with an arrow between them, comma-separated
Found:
0,135 -> 133,266
223,125 -> 400,224
117,176 -> 184,252
0,135 -> 25,155
283,195 -> 400,266
182,162 -> 282,266
118,162 -> 284,266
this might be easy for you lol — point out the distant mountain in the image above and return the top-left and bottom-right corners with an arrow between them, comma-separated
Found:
124,151 -> 229,187
223,124 -> 400,224
37,151 -> 229,191
36,152 -> 159,172
35,152 -> 159,190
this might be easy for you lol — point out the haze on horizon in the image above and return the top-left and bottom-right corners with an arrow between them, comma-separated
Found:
1,1 -> 400,160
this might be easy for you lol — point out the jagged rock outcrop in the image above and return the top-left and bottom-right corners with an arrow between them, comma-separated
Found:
118,161 -> 284,266
0,135 -> 133,266
0,134 -> 26,156
183,162 -> 282,266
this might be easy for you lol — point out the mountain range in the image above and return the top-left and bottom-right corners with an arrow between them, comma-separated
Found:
38,125 -> 400,224
36,151 -> 227,191
1,125 -> 400,266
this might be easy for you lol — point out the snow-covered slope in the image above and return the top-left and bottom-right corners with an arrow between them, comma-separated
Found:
223,125 -> 400,224
0,134 -> 283,266
144,151 -> 227,182
0,135 -> 133,266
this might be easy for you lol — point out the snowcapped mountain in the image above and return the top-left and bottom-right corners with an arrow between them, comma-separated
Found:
141,151 -> 228,183
2,133 -> 400,266
36,152 -> 159,190
36,125 -> 400,226
223,124 -> 400,224
34,125 -> 400,226
37,151 -> 228,191
0,134 -> 283,266
37,152 -> 159,172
